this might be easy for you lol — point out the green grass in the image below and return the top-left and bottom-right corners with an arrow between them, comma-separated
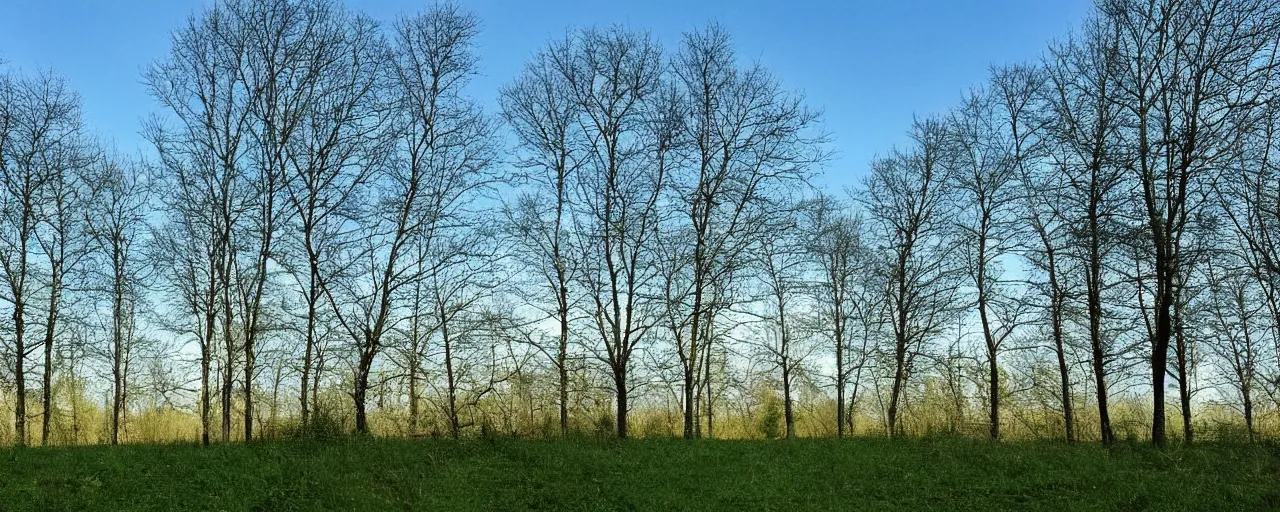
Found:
1,437 -> 1278,511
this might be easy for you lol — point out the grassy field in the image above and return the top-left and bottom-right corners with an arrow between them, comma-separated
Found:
1,437 -> 1278,511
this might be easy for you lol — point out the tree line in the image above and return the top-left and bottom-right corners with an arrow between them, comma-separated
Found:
1,0 -> 1278,447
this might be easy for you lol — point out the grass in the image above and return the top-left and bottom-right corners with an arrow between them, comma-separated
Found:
1,436 -> 1278,511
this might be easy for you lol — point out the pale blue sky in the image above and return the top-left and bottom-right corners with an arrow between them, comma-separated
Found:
0,0 -> 1094,189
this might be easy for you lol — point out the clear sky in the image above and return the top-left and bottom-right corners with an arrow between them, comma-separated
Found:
0,0 -> 1094,190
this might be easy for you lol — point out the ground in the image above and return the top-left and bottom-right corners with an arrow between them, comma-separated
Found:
0,437 -> 1277,511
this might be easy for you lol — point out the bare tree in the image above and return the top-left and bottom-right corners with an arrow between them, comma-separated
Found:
84,155 -> 152,445
0,71 -> 87,446
670,24 -> 824,439
1019,138 -> 1081,443
29,79 -> 93,447
860,118 -> 963,438
318,4 -> 495,434
800,194 -> 867,438
751,213 -> 811,439
562,26 -> 666,439
1103,0 -> 1280,446
946,81 -> 1029,440
499,38 -> 585,436
146,0 -> 256,444
1203,253 -> 1265,441
277,6 -> 387,428
1044,15 -> 1128,445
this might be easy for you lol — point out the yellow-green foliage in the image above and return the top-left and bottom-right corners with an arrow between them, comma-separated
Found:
2,382 -> 1277,444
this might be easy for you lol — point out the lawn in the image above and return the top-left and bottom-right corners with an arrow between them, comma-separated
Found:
1,437 -> 1277,511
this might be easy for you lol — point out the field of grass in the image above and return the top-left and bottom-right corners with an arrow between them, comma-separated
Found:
1,436 -> 1278,511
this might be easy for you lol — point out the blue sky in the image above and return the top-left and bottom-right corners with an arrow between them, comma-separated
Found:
0,0 -> 1093,190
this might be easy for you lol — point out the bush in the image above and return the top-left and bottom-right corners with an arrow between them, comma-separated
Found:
286,409 -> 349,442
757,393 -> 783,440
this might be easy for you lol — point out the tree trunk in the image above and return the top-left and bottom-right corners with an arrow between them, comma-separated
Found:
41,272 -> 59,446
782,357 -> 794,440
14,293 -> 26,446
1173,298 -> 1192,444
557,303 -> 569,437
1047,251 -> 1075,443
683,292 -> 703,440
353,346 -> 373,435
1151,286 -> 1172,447
614,368 -> 628,439
442,304 -> 460,440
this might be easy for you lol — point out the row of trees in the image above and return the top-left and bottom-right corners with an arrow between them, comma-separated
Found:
1,0 -> 1279,447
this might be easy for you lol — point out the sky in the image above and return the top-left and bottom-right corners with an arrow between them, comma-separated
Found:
0,0 -> 1095,191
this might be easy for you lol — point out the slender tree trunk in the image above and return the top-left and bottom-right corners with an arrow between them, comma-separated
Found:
244,342 -> 254,442
442,303 -> 460,440
41,271 -> 59,446
704,317 -> 714,440
111,269 -> 125,445
221,261 -> 234,443
835,311 -> 846,439
557,307 -> 569,436
1151,278 -> 1172,447
1046,249 -> 1075,443
408,354 -> 419,434
888,334 -> 906,439
782,356 -> 793,440
978,289 -> 999,440
1086,195 -> 1114,445
201,304 -> 214,445
1053,304 -> 1074,443
300,256 -> 317,427
683,291 -> 703,440
14,291 -> 26,446
1173,297 -> 1192,444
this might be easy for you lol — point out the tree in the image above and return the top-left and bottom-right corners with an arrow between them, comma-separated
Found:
1044,14 -> 1128,445
670,24 -> 824,439
277,3 -> 387,428
318,4 -> 495,434
945,81 -> 1029,440
84,154 -> 152,445
564,26 -> 667,439
499,38 -> 585,436
752,212 -> 810,439
146,0 -> 256,444
0,70 -> 88,446
1019,131 -> 1080,443
800,194 -> 867,438
28,78 -> 93,447
1103,0 -> 1280,446
1203,254 -> 1265,441
861,118 -> 962,438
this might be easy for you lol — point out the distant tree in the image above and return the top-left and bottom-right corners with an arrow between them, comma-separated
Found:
800,194 -> 868,438
751,212 -> 810,439
1203,254 -> 1265,442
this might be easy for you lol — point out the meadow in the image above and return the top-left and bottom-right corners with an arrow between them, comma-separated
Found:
1,437 -> 1277,511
